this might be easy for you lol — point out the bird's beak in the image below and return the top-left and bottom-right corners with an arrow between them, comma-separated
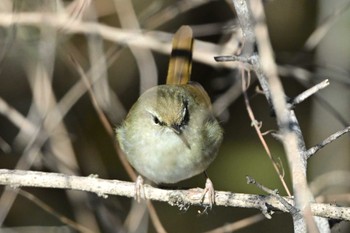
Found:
170,124 -> 179,134
171,125 -> 191,149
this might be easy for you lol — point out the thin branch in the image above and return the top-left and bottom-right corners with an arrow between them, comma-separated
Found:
290,79 -> 330,107
140,0 -> 213,29
241,70 -> 291,196
278,65 -> 350,127
72,54 -> 167,233
214,55 -> 254,65
0,169 -> 350,221
250,1 -> 321,230
304,1 -> 350,50
233,0 -> 329,232
246,176 -> 298,217
0,12 -> 236,69
0,97 -> 38,138
113,0 -> 158,92
230,0 -> 255,56
0,46 -> 114,228
18,190 -> 94,233
305,126 -> 350,159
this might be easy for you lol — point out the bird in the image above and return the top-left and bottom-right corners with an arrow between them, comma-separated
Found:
116,25 -> 223,206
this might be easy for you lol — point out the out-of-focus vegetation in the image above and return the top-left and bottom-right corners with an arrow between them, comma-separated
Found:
0,0 -> 349,232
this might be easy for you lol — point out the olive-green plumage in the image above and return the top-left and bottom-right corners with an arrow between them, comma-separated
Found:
117,26 -> 223,184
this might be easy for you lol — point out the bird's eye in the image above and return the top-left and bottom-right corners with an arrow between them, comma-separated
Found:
153,116 -> 161,125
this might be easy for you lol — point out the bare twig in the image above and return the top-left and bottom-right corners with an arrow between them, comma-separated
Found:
0,169 -> 349,221
249,0 -> 323,230
0,3 -> 102,230
72,56 -> 167,233
0,136 -> 11,153
214,55 -> 254,65
290,79 -> 330,107
113,0 -> 158,92
18,190 -> 94,233
0,12 -> 236,69
0,44 -> 113,230
230,0 -> 255,56
305,126 -> 350,159
304,1 -> 350,50
0,97 -> 38,138
241,70 -> 291,196
246,176 -> 298,217
229,0 -> 330,232
278,65 -> 350,127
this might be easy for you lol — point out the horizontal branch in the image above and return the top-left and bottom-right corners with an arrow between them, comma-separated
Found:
0,12 -> 234,69
0,169 -> 349,221
214,55 -> 254,65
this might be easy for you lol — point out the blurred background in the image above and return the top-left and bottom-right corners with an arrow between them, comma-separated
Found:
0,0 -> 349,232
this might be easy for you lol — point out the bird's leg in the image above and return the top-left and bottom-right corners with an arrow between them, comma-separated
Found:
135,175 -> 146,202
201,171 -> 215,208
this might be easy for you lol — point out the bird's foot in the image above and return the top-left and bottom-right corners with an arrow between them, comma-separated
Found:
134,175 -> 146,202
201,178 -> 215,208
